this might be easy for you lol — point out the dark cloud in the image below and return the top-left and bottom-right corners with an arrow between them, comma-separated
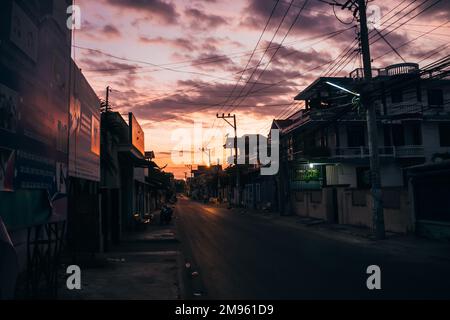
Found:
267,42 -> 334,69
132,68 -> 306,127
107,0 -> 179,24
184,7 -> 228,30
78,57 -> 140,75
239,0 -> 342,36
188,53 -> 236,72
139,36 -> 198,51
102,24 -> 122,37
404,0 -> 450,21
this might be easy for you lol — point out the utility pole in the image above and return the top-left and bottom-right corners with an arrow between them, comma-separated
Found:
200,147 -> 212,167
335,0 -> 385,239
217,158 -> 221,201
105,86 -> 112,112
217,113 -> 240,206
357,0 -> 385,240
185,164 -> 193,178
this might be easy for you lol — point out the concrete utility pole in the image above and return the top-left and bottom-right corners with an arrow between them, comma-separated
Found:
185,164 -> 193,178
200,147 -> 212,167
217,113 -> 240,206
355,0 -> 385,239
333,0 -> 385,239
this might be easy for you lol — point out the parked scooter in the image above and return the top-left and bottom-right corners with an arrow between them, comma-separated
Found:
160,205 -> 173,225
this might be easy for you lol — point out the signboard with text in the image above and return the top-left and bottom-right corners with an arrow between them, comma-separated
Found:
68,63 -> 101,182
129,113 -> 145,156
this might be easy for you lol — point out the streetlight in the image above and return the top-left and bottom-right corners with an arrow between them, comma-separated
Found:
325,81 -> 360,97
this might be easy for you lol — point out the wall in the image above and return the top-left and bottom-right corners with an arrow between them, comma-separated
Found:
291,189 -> 331,220
337,187 -> 413,233
339,164 -> 357,187
422,122 -> 441,162
422,122 -> 450,162
380,163 -> 404,187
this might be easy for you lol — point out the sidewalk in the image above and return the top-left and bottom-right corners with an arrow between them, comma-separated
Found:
59,213 -> 182,300
220,204 -> 450,264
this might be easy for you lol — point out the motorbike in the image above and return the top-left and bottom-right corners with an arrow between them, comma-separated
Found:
160,205 -> 173,225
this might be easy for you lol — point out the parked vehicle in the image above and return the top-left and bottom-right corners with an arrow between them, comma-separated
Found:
133,212 -> 154,230
160,205 -> 173,225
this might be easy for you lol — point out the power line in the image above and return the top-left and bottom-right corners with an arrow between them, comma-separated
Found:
223,0 -> 297,115
369,0 -> 444,46
373,20 -> 449,61
228,0 -> 311,114
210,0 -> 281,147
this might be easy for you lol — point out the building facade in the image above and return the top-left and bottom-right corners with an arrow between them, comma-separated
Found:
277,63 -> 450,233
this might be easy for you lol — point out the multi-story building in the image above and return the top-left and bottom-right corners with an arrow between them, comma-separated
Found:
277,62 -> 450,233
0,0 -> 73,298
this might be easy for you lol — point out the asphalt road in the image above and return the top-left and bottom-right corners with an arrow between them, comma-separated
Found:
175,197 -> 450,299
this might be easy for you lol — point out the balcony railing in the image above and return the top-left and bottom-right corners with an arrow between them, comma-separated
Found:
395,146 -> 425,157
329,145 -> 424,159
385,103 -> 423,116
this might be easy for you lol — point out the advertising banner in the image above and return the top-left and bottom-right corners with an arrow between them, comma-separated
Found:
68,63 -> 101,182
129,113 -> 145,156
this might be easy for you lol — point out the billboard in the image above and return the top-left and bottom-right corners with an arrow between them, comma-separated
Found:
0,1 -> 71,197
68,63 -> 101,181
129,113 -> 145,156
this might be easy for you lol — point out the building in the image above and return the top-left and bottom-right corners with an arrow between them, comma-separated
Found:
189,165 -> 222,201
100,111 -> 168,248
277,62 -> 450,233
0,0 -> 73,298
66,61 -> 102,255
408,161 -> 450,240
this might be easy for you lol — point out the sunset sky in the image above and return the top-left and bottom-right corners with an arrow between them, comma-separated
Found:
72,0 -> 450,178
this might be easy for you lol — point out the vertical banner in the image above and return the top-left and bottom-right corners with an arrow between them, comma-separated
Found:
129,113 -> 145,156
68,63 -> 101,181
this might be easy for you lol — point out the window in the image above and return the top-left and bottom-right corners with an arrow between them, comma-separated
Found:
383,125 -> 392,146
392,124 -> 405,146
391,88 -> 403,103
411,123 -> 422,145
347,125 -> 365,147
439,124 -> 450,147
428,89 -> 444,106
356,167 -> 371,189
416,85 -> 422,102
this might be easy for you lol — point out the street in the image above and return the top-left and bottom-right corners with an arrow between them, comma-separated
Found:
176,197 -> 450,300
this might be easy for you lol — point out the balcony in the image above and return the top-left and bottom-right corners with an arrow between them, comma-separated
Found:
330,145 -> 424,159
385,103 -> 423,116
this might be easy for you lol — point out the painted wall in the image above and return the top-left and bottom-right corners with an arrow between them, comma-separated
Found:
380,163 -> 404,187
337,188 -> 413,233
290,189 -> 332,221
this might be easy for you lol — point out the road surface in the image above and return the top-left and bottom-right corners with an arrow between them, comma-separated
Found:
176,197 -> 450,299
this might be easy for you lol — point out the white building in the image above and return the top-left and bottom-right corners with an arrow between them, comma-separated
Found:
277,62 -> 450,232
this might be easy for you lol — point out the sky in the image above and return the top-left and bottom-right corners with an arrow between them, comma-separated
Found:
72,0 -> 450,178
